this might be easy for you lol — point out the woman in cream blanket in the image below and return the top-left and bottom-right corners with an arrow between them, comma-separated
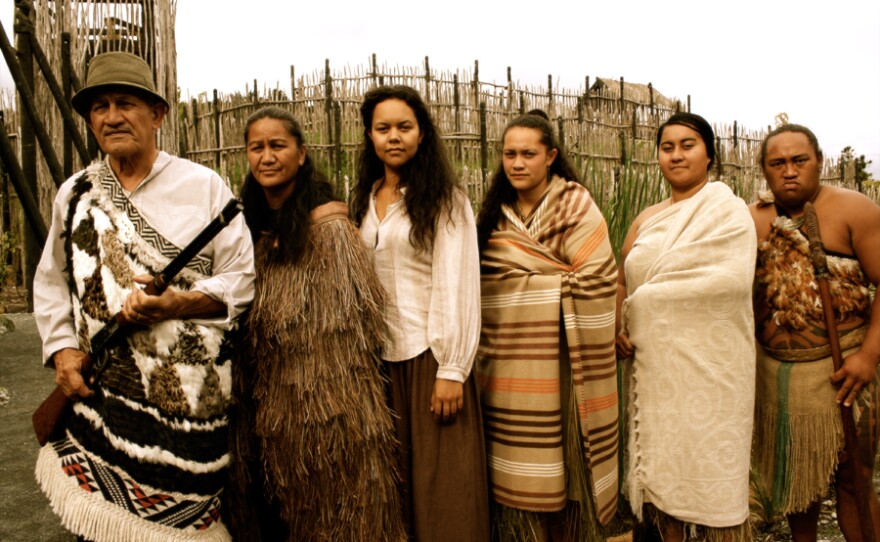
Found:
616,113 -> 756,541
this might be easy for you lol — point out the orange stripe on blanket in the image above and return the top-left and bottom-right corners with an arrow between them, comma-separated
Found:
488,238 -> 572,272
570,219 -> 609,269
483,377 -> 560,394
578,392 -> 618,416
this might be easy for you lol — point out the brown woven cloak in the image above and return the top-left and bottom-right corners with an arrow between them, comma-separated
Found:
228,202 -> 405,541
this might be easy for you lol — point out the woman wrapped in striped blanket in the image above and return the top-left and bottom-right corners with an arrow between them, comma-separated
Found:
476,111 -> 620,541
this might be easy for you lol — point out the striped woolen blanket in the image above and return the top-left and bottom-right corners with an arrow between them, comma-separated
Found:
35,163 -> 233,542
476,178 -> 619,524
622,181 -> 756,527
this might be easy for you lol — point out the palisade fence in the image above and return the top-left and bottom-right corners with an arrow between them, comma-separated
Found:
0,0 -> 176,303
181,55 -> 872,219
1,52 -> 875,294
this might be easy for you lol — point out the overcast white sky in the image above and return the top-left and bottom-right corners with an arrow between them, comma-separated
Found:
2,0 -> 879,175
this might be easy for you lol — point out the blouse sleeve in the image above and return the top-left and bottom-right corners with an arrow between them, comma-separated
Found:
427,190 -> 481,382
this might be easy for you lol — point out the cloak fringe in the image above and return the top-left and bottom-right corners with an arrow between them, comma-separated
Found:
752,396 -> 841,514
236,212 -> 405,541
36,445 -> 230,542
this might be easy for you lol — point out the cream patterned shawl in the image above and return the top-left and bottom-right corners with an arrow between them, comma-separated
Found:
623,181 -> 756,527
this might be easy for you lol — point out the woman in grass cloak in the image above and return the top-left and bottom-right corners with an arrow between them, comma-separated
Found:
227,106 -> 405,541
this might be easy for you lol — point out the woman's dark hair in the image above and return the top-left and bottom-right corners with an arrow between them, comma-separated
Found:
526,108 -> 550,121
656,112 -> 716,170
350,85 -> 456,253
476,113 -> 579,253
240,106 -> 336,263
759,123 -> 823,168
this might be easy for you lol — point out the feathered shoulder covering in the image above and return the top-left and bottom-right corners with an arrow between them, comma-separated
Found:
756,214 -> 870,332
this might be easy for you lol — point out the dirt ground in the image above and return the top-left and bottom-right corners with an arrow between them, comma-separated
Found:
0,306 -> 874,541
0,312 -> 72,541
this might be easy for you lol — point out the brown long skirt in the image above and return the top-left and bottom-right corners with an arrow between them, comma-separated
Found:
385,350 -> 491,542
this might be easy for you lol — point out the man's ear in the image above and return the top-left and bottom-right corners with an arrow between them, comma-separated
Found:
151,103 -> 168,128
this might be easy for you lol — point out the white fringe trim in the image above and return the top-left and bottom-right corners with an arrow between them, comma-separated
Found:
35,445 -> 231,542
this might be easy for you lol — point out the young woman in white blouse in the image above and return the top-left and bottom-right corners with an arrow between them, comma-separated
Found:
352,85 -> 490,541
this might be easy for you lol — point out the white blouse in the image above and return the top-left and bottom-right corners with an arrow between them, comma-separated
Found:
359,187 -> 481,383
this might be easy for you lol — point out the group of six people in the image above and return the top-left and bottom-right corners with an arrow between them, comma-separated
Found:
31,51 -> 880,542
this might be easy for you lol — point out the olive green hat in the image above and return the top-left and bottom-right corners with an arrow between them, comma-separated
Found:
71,51 -> 169,118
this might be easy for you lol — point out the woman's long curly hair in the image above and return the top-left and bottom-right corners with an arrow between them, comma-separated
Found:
350,85 -> 456,253
476,113 -> 579,253
240,106 -> 336,264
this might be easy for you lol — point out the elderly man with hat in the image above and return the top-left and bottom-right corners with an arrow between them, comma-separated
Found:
32,51 -> 254,541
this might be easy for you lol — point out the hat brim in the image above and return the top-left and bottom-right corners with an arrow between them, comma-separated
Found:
71,83 -> 170,119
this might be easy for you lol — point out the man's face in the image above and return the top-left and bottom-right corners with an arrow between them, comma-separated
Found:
87,91 -> 165,161
762,131 -> 822,210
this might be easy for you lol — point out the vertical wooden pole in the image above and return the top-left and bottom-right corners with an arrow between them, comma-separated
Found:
687,95 -> 691,113
584,75 -> 591,118
191,98 -> 200,156
290,65 -> 296,102
631,109 -> 638,141
212,89 -> 221,171
648,82 -> 655,116
324,59 -> 333,166
453,73 -> 460,133
479,101 -> 488,183
507,66 -> 513,113
574,96 -> 584,170
618,77 -> 626,169
547,74 -> 553,117
473,60 -> 479,107
424,56 -> 431,102
178,102 -> 188,158
333,101 -> 342,190
519,91 -> 525,115
733,120 -> 738,150
62,32 -> 73,176
253,78 -> 258,105
556,116 -> 565,150
15,0 -> 37,310
371,53 -> 378,86
0,154 -> 8,276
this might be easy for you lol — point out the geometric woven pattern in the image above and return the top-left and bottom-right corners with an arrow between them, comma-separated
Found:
52,437 -> 223,531
99,163 -> 212,276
